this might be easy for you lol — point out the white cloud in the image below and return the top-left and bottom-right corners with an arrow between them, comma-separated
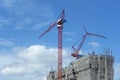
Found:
0,45 -> 70,80
63,32 -> 75,42
0,54 -> 16,69
14,18 -> 32,30
114,63 -> 120,80
0,44 -> 119,80
1,0 -> 14,7
0,0 -> 55,30
88,42 -> 99,47
0,0 -> 55,18
1,66 -> 24,75
66,38 -> 74,42
0,17 -> 12,30
33,22 -> 49,30
0,17 -> 9,24
63,32 -> 75,36
13,45 -> 57,63
0,38 -> 14,47
1,63 -> 44,75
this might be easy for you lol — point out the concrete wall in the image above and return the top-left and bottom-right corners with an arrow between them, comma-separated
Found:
47,54 -> 114,80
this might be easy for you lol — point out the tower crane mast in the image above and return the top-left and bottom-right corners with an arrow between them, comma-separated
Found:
38,10 -> 66,80
71,27 -> 106,59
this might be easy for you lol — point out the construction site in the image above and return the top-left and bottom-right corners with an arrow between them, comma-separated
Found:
38,10 -> 114,80
47,52 -> 114,80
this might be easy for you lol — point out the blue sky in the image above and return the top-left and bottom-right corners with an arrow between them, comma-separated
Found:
0,0 -> 120,80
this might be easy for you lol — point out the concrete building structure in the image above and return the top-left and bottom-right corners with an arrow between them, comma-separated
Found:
47,52 -> 114,80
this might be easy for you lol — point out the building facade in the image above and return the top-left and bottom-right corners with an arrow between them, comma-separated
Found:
47,53 -> 114,80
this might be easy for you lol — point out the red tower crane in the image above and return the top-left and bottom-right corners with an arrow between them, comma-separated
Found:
71,27 -> 106,59
38,10 -> 66,80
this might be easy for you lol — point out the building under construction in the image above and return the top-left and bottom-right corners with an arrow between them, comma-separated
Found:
47,51 -> 114,80
38,10 -> 114,80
